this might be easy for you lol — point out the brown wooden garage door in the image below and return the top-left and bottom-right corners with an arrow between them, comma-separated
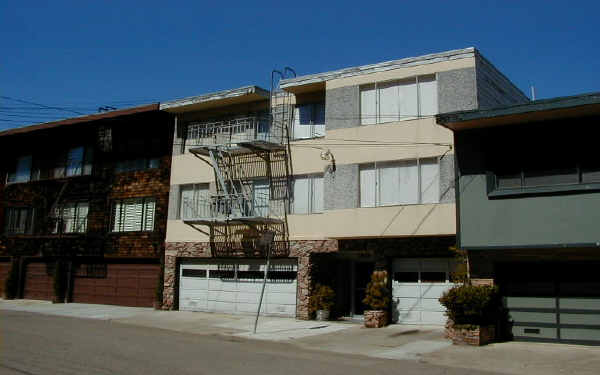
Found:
72,263 -> 159,307
0,261 -> 11,297
23,262 -> 53,301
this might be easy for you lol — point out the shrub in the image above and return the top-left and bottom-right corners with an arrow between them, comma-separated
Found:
363,270 -> 390,311
53,261 -> 67,302
309,284 -> 335,313
4,260 -> 20,299
439,284 -> 500,325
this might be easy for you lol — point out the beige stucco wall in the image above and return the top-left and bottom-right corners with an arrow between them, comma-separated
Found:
326,56 -> 475,90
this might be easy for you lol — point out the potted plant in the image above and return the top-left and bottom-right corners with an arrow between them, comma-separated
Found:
363,270 -> 391,328
309,284 -> 335,321
439,284 -> 500,345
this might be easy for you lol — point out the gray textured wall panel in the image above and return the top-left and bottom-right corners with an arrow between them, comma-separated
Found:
325,86 -> 359,131
440,154 -> 455,203
475,55 -> 529,109
324,164 -> 359,210
168,184 -> 181,220
438,68 -> 478,114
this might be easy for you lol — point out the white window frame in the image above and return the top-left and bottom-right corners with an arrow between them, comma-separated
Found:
359,157 -> 440,207
179,183 -> 210,219
360,74 -> 438,125
292,174 -> 324,214
293,103 -> 326,140
52,202 -> 89,234
111,197 -> 156,233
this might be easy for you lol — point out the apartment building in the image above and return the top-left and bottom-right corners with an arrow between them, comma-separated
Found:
437,93 -> 600,344
163,47 -> 528,323
0,105 -> 172,306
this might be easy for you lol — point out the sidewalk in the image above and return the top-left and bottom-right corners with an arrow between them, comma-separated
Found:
3,299 -> 600,375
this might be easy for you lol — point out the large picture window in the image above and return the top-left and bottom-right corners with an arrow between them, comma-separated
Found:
360,75 -> 437,125
52,202 -> 89,234
360,158 -> 440,207
111,198 -> 156,232
4,207 -> 34,235
292,175 -> 324,214
53,146 -> 93,178
293,103 -> 325,139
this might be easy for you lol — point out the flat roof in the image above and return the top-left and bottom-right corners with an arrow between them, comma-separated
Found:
0,103 -> 160,137
160,85 -> 270,113
436,92 -> 600,131
279,47 -> 476,91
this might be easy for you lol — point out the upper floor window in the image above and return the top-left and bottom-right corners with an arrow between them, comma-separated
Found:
493,162 -> 600,193
7,155 -> 33,183
53,146 -> 93,178
111,197 -> 156,232
292,174 -> 324,214
179,183 -> 210,219
52,202 -> 89,234
115,138 -> 161,173
293,103 -> 325,139
360,75 -> 437,125
115,158 -> 160,173
4,207 -> 34,235
360,158 -> 439,207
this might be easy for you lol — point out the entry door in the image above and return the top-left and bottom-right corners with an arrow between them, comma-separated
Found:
392,258 -> 455,325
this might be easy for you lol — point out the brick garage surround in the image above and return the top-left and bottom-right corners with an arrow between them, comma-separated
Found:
162,240 -> 338,318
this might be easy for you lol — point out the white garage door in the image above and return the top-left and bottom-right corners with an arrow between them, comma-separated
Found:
179,259 -> 297,317
392,258 -> 456,325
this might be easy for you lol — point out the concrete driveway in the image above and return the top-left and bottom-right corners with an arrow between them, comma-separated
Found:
2,299 -> 600,375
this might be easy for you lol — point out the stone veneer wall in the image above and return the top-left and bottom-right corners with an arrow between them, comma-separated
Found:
163,239 -> 338,318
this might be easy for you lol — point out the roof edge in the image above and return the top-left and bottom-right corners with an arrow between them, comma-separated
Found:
280,47 -> 476,89
159,85 -> 270,110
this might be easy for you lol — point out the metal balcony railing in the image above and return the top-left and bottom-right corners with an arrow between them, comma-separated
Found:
181,193 -> 282,223
186,116 -> 285,149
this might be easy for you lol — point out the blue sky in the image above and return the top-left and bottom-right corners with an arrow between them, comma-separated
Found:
1,1 -> 599,129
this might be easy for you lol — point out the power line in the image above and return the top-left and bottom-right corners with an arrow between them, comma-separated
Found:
0,96 -> 86,115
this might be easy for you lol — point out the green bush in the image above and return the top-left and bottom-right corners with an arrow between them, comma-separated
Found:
362,270 -> 390,311
309,284 -> 335,313
4,260 -> 20,299
439,284 -> 500,325
53,261 -> 67,302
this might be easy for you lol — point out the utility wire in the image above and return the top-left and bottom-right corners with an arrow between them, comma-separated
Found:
0,96 -> 86,115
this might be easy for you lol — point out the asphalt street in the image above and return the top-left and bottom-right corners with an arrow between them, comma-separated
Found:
0,310 -> 500,375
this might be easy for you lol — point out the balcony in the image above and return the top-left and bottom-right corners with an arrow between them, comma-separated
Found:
181,193 -> 283,225
186,116 -> 287,156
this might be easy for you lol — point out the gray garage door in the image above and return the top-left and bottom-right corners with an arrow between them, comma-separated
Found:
502,263 -> 600,345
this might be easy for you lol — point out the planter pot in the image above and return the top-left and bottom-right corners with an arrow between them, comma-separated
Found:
153,301 -> 163,310
316,309 -> 330,321
445,320 -> 495,346
364,310 -> 388,328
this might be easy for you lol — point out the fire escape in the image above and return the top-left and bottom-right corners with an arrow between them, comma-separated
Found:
181,70 -> 295,257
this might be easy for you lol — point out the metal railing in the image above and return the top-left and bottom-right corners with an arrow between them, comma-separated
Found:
181,192 -> 281,221
186,116 -> 285,148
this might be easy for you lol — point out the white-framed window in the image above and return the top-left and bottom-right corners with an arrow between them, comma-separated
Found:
7,155 -> 33,183
360,158 -> 440,207
4,207 -> 34,235
111,198 -> 156,232
53,202 -> 89,234
53,146 -> 93,178
179,183 -> 210,219
253,180 -> 270,217
292,174 -> 324,214
360,75 -> 437,125
293,103 -> 325,139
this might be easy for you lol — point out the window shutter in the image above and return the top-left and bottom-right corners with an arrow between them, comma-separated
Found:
378,81 -> 399,123
76,203 -> 89,233
399,78 -> 418,120
378,161 -> 400,206
360,85 -> 377,125
418,75 -> 438,116
360,164 -> 376,207
143,199 -> 156,231
292,177 -> 310,214
62,203 -> 76,233
420,158 -> 440,204
311,176 -> 324,213
112,201 -> 123,232
123,199 -> 143,232
398,160 -> 419,204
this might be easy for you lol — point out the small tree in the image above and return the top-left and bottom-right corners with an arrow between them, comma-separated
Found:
439,284 -> 500,326
309,284 -> 335,313
4,260 -> 20,299
363,270 -> 390,311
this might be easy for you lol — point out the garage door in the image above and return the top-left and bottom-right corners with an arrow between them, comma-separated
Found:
72,263 -> 159,307
392,258 -> 456,325
23,262 -> 53,301
179,259 -> 297,317
502,263 -> 600,345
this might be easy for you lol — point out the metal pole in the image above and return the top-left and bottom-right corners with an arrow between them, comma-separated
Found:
253,243 -> 271,334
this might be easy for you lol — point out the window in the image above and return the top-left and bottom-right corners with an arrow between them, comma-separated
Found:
111,198 -> 156,232
52,202 -> 89,234
7,155 -> 32,183
4,207 -> 34,235
253,180 -> 270,217
179,184 -> 210,219
292,175 -> 324,214
53,146 -> 93,178
360,75 -> 437,125
293,103 -> 325,139
360,158 -> 439,207
115,158 -> 160,173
